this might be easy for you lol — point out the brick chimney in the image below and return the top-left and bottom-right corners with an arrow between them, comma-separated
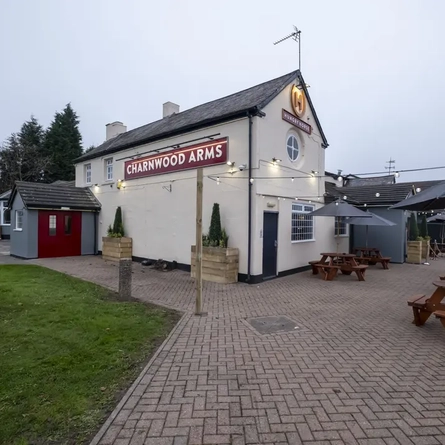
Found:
106,121 -> 127,141
163,102 -> 180,118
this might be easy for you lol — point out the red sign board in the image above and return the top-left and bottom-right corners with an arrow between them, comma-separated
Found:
282,109 -> 312,135
124,138 -> 228,180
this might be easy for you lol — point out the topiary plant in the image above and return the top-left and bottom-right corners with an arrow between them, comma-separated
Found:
408,214 -> 419,241
108,207 -> 125,237
419,214 -> 429,239
208,203 -> 222,245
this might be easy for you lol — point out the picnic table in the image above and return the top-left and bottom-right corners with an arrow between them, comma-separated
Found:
408,281 -> 445,327
353,247 -> 391,269
309,252 -> 368,281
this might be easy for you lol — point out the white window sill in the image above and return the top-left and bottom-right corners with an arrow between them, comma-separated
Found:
335,235 -> 349,238
14,229 -> 23,232
291,239 -> 316,244
1,224 -> 11,226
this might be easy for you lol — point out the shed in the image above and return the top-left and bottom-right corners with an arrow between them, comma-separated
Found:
0,189 -> 11,239
8,181 -> 101,259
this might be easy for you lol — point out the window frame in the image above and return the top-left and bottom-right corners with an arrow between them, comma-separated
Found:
0,201 -> 11,226
334,216 -> 349,237
85,163 -> 92,185
286,134 -> 300,163
105,158 -> 113,181
291,202 -> 315,243
15,210 -> 23,231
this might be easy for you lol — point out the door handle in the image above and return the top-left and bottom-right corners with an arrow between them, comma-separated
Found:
274,240 -> 278,248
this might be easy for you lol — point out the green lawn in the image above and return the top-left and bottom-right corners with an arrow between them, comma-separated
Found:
0,265 -> 180,445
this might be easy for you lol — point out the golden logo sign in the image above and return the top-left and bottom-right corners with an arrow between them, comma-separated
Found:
291,84 -> 305,117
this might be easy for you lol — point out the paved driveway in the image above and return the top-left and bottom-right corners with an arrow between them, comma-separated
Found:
4,252 -> 445,444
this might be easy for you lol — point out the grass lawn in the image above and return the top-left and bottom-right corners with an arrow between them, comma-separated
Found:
0,265 -> 181,445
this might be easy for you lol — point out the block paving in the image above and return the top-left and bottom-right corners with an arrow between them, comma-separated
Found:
2,244 -> 445,444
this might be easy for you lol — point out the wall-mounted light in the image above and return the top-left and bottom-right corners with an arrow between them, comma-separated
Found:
291,177 -> 294,182
272,157 -> 282,165
311,170 -> 319,177
117,179 -> 124,190
227,161 -> 235,167
216,177 -> 220,185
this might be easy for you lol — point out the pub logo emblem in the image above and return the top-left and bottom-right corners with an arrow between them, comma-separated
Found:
291,84 -> 305,117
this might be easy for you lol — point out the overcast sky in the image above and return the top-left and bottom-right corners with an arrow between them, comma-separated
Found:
1,0 -> 443,182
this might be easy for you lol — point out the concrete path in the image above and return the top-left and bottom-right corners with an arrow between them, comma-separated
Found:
3,248 -> 445,444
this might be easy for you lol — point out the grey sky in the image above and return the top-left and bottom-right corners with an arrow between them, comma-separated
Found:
1,0 -> 443,182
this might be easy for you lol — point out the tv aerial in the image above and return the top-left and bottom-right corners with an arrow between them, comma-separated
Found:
273,25 -> 302,71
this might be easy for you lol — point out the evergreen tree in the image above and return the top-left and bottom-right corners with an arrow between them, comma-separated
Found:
17,116 -> 47,182
44,103 -> 83,182
409,214 -> 419,241
112,206 -> 124,237
208,203 -> 222,245
419,214 -> 429,238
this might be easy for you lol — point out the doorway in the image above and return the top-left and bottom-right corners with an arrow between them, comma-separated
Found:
38,210 -> 82,258
262,212 -> 278,279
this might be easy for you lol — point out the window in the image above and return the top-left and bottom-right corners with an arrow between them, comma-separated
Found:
1,202 -> 10,225
49,215 -> 56,236
64,215 -> 72,235
335,217 -> 348,236
85,164 -> 92,184
105,158 -> 113,181
286,135 -> 299,162
291,203 -> 314,242
15,210 -> 23,230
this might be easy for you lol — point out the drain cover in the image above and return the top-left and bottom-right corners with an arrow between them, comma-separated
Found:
246,316 -> 299,335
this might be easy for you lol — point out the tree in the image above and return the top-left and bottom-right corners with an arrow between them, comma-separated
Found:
17,116 -> 47,182
408,214 -> 419,241
419,214 -> 429,239
84,145 -> 96,154
208,203 -> 222,246
0,117 -> 47,191
112,206 -> 124,237
44,103 -> 83,182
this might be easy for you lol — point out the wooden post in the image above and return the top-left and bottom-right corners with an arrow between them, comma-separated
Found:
195,168 -> 203,314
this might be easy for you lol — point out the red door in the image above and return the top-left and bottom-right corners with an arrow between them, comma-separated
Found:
38,211 -> 82,258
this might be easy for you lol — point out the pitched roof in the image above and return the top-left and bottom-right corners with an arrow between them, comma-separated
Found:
344,175 -> 396,187
76,70 -> 328,163
8,181 -> 101,211
325,180 -> 444,207
0,190 -> 11,200
51,180 -> 76,187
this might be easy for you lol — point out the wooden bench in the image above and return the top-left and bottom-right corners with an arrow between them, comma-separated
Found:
434,310 -> 445,328
355,256 -> 390,269
407,294 -> 428,326
308,260 -> 322,274
311,263 -> 340,281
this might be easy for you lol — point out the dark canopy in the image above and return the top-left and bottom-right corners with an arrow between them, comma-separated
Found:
391,181 -> 445,211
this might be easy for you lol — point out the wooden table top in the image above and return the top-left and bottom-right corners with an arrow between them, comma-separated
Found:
320,253 -> 357,258
433,281 -> 445,288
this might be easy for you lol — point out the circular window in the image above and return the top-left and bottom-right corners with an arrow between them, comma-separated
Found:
286,135 -> 299,162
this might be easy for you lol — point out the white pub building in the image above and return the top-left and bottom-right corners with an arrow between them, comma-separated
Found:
75,70 -> 348,283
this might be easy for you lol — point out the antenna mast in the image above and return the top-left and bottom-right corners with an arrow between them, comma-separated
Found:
273,25 -> 302,71
385,157 -> 396,175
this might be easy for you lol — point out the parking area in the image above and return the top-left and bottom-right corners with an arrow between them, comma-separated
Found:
2,245 -> 445,444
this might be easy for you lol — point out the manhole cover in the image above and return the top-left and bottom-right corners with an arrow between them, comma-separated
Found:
246,316 -> 299,335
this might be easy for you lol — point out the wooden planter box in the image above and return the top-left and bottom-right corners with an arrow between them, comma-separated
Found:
421,239 -> 430,261
102,237 -> 132,262
407,240 -> 422,264
191,246 -> 239,284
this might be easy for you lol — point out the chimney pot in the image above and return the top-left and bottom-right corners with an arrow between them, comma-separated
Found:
163,102 -> 180,118
106,121 -> 127,141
